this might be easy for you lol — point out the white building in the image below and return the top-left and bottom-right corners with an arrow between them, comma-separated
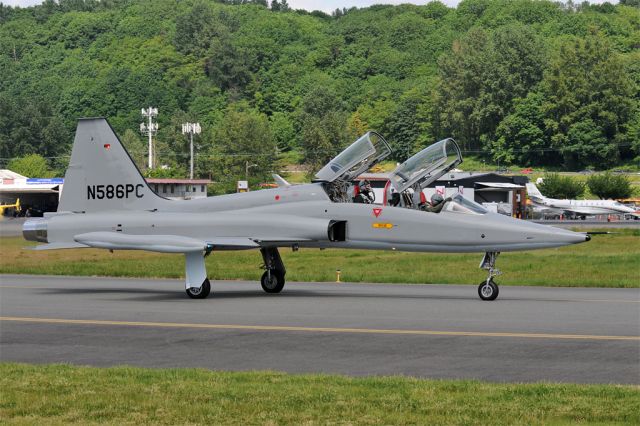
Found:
146,178 -> 211,200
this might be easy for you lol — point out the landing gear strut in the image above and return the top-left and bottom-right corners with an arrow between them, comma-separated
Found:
184,249 -> 212,299
260,247 -> 286,293
478,252 -> 500,301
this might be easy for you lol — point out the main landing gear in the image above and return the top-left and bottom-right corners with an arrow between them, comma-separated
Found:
478,252 -> 500,301
184,247 -> 213,299
260,247 -> 286,293
182,246 -> 288,299
186,278 -> 211,299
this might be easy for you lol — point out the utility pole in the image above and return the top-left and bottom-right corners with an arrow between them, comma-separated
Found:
140,107 -> 158,169
181,122 -> 201,180
245,161 -> 257,182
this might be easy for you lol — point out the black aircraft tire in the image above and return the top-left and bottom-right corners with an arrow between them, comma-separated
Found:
261,270 -> 285,293
478,279 -> 499,301
186,278 -> 211,299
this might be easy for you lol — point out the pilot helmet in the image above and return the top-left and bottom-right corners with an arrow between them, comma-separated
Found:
431,193 -> 444,205
359,179 -> 371,191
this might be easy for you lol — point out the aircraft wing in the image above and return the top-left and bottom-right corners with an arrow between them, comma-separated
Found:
73,232 -> 259,253
548,205 -> 600,216
561,208 -> 593,216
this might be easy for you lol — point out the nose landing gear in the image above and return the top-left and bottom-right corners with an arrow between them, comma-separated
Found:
478,252 -> 500,301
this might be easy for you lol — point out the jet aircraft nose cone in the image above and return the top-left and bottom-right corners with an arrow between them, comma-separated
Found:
549,228 -> 590,245
491,215 -> 591,248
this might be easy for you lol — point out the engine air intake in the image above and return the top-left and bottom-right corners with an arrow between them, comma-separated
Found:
328,220 -> 347,242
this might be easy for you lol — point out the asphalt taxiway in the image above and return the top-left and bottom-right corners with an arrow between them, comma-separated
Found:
1,275 -> 638,384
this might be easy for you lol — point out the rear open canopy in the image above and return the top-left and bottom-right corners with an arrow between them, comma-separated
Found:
314,132 -> 391,183
389,138 -> 462,193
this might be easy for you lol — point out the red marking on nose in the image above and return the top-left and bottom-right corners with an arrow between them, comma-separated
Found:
104,144 -> 111,150
275,195 -> 280,201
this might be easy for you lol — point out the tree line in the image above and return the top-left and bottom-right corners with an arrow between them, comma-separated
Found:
539,172 -> 634,199
0,0 -> 638,192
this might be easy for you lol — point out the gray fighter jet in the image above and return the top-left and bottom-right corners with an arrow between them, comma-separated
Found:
23,118 -> 590,301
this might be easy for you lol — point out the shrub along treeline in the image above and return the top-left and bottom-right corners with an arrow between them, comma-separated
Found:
0,0 -> 638,191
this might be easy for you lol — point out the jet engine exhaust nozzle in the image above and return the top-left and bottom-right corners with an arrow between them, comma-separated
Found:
23,218 -> 48,243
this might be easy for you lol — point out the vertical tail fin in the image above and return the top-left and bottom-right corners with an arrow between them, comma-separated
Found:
272,174 -> 291,187
58,118 -> 167,213
525,183 -> 545,201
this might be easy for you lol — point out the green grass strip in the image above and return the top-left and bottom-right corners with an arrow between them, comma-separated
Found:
0,363 -> 638,425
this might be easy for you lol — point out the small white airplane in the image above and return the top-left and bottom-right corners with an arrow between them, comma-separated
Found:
526,183 -> 639,220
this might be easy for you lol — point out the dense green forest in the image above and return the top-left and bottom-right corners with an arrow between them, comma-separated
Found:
0,0 -> 638,190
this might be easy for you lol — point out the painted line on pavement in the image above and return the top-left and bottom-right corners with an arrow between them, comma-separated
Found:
1,316 -> 638,341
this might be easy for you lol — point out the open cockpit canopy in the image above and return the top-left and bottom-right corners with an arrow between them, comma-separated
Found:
389,138 -> 461,193
314,132 -> 391,183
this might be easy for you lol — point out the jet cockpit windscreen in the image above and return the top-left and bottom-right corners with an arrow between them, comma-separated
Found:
314,132 -> 391,183
442,194 -> 488,215
389,138 -> 462,193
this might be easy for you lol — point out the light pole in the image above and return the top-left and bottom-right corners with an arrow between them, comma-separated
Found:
245,161 -> 258,182
140,107 -> 158,169
182,122 -> 201,180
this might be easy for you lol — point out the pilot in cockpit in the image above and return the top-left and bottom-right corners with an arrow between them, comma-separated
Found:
389,188 -> 401,206
422,193 -> 452,213
353,180 -> 375,204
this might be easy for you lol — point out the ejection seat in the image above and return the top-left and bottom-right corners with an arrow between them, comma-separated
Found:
384,138 -> 462,210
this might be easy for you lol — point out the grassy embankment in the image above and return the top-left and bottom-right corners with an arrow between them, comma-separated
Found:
0,229 -> 638,287
1,363 -> 638,424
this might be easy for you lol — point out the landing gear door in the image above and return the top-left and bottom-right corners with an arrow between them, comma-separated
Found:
314,132 -> 392,183
388,138 -> 462,193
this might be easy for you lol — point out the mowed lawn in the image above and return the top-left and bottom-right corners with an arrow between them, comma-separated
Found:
0,229 -> 637,287
1,363 -> 638,425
